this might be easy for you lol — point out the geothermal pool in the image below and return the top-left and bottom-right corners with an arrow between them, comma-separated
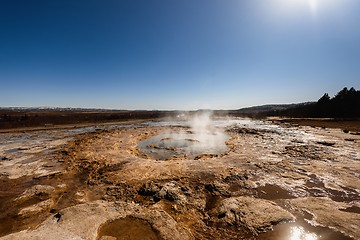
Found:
138,131 -> 229,160
0,116 -> 359,240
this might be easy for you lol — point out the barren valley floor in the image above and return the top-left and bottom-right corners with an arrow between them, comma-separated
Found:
0,118 -> 359,240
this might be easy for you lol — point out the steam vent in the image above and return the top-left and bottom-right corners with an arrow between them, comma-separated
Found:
137,131 -> 229,160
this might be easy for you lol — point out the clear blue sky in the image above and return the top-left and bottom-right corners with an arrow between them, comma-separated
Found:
1,0 -> 359,110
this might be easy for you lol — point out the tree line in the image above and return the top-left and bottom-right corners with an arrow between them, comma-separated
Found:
273,87 -> 360,118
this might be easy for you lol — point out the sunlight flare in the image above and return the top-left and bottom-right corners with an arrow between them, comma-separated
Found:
308,0 -> 318,14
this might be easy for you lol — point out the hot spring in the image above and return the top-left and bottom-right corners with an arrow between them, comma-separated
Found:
137,130 -> 229,160
137,112 -> 229,160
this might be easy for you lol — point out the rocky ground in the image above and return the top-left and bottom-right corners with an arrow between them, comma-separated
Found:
0,118 -> 359,240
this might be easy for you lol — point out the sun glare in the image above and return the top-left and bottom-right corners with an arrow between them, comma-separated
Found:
286,0 -> 320,15
268,0 -> 347,21
308,0 -> 318,14
289,226 -> 318,240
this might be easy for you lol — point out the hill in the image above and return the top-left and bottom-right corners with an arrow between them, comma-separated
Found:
229,87 -> 360,118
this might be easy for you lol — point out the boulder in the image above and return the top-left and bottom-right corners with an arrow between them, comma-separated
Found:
155,181 -> 186,204
216,196 -> 294,234
18,199 -> 54,217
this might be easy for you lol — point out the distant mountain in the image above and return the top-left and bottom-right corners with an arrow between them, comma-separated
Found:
225,102 -> 313,117
0,107 -> 129,112
233,103 -> 313,114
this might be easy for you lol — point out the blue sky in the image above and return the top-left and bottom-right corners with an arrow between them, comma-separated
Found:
1,0 -> 359,110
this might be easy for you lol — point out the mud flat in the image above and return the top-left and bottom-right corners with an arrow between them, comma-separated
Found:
0,118 -> 359,239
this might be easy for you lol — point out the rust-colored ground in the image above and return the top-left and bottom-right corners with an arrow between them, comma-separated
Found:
0,118 -> 359,240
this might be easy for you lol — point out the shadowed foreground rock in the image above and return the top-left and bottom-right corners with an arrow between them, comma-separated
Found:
0,201 -> 192,240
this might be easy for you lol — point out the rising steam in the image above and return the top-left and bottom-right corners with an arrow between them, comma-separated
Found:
138,111 -> 229,160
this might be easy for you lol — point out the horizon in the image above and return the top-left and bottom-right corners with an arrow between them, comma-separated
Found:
0,99 -> 318,111
1,99 -> 316,111
1,0 -> 360,110
0,87 -> 355,111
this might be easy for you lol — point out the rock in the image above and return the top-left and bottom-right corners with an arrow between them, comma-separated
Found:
216,196 -> 294,235
105,182 -> 137,201
204,182 -> 228,196
75,191 -> 87,203
234,127 -> 259,135
15,185 -> 55,202
194,154 -> 218,160
18,199 -> 54,217
344,138 -> 355,142
291,139 -> 305,144
290,197 -> 360,240
316,141 -> 336,146
228,127 -> 279,135
33,171 -> 62,179
205,183 -> 218,192
138,181 -> 161,196
223,173 -> 249,183
155,181 -> 186,204
57,183 -> 67,189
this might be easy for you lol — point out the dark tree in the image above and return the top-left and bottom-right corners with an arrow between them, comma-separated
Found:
272,87 -> 360,118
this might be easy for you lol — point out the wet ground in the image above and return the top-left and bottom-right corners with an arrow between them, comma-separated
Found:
97,216 -> 161,240
0,117 -> 359,239
137,130 -> 228,160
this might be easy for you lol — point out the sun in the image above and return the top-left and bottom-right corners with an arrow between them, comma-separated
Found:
308,0 -> 319,14
278,0 -> 321,17
265,0 -> 347,24
289,0 -> 320,15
